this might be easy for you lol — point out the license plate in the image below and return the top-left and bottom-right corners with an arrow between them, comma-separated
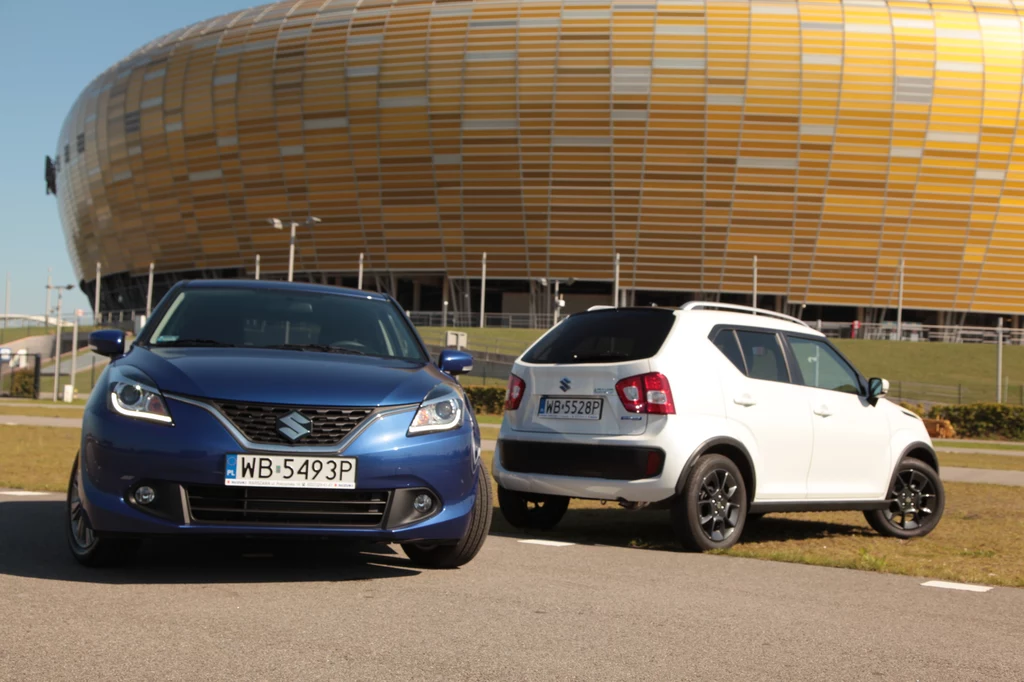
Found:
224,454 -> 356,489
537,397 -> 603,420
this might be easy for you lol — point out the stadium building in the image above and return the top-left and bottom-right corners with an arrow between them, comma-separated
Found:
50,0 -> 1024,325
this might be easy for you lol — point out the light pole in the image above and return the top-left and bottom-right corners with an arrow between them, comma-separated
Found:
70,309 -> 82,400
92,261 -> 101,389
896,258 -> 905,341
145,262 -> 155,317
2,271 -> 9,344
44,268 -> 52,331
551,278 -> 575,326
613,253 -> 620,308
46,283 -> 74,402
268,216 -> 321,282
358,252 -> 364,290
255,254 -> 261,280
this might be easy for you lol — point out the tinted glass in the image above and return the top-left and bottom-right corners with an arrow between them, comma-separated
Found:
788,336 -> 862,395
522,309 -> 675,364
712,329 -> 746,373
146,287 -> 426,362
735,330 -> 789,383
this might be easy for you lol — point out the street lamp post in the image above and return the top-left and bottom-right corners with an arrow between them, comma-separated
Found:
2,271 -> 9,344
146,262 -> 155,317
268,216 -> 321,282
46,283 -> 74,402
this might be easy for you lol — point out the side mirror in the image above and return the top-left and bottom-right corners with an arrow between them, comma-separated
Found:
133,314 -> 148,336
868,377 -> 889,403
438,349 -> 474,376
89,329 -> 126,358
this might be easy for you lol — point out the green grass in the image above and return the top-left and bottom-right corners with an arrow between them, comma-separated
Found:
0,326 -> 49,344
938,451 -> 1024,472
422,326 -> 1024,404
0,426 -> 79,492
416,326 -> 542,357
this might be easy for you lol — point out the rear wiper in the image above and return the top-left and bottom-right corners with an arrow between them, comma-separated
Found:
262,343 -> 367,356
151,338 -> 236,348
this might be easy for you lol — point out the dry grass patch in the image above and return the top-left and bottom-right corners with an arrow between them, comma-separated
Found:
0,407 -> 85,420
482,452 -> 1023,587
938,451 -> 1024,472
0,426 -> 79,492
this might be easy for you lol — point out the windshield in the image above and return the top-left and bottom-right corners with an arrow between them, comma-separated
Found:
144,287 -> 427,363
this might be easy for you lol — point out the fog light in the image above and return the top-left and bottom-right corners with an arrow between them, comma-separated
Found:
413,493 -> 434,514
135,486 -> 156,505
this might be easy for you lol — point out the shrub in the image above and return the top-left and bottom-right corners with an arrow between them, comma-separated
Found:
463,385 -> 506,415
10,370 -> 35,398
927,403 -> 1024,440
897,401 -> 927,417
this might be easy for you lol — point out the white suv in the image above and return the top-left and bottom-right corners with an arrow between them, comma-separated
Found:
493,302 -> 944,551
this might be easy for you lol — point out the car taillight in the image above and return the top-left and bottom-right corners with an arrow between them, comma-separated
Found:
505,373 -> 526,411
615,372 -> 675,415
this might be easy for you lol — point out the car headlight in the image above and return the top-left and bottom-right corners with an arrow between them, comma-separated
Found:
408,385 -> 464,435
107,367 -> 173,425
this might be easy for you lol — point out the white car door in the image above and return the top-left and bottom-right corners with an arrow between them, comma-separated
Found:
786,335 -> 891,499
716,328 -> 814,500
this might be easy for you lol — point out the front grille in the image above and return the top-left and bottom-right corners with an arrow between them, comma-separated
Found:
186,486 -> 390,527
499,440 -> 665,481
215,401 -> 373,446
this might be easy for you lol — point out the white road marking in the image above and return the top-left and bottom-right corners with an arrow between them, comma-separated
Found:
518,539 -> 575,547
0,491 -> 48,497
921,580 -> 993,593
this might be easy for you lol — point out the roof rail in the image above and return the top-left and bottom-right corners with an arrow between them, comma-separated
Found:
587,305 -> 616,312
679,301 -> 810,328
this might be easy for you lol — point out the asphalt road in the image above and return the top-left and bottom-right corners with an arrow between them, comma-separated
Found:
1,492 -> 1021,681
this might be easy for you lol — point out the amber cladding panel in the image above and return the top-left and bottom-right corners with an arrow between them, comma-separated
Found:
55,0 -> 1024,313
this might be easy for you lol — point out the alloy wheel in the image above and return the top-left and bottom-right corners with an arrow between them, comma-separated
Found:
884,468 -> 937,531
696,468 -> 741,542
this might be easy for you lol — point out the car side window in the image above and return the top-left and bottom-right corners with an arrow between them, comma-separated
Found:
734,330 -> 790,383
712,329 -> 746,374
787,336 -> 862,395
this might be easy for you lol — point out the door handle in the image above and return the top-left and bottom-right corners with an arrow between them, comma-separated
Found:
813,405 -> 832,417
733,395 -> 757,407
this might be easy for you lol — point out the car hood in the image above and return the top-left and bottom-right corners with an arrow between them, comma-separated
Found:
124,346 -> 447,407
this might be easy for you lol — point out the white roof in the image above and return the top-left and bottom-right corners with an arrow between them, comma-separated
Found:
675,302 -> 824,337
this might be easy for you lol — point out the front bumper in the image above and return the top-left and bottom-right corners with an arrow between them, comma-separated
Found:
78,396 -> 482,543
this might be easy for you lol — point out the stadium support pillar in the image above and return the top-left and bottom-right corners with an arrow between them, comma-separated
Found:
413,281 -> 422,311
613,253 -> 620,307
752,255 -> 758,313
358,253 -> 364,290
896,258 -> 905,340
255,254 -> 261,280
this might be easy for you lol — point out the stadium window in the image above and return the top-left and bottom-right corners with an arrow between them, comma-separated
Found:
64,144 -> 70,163
76,133 -> 85,154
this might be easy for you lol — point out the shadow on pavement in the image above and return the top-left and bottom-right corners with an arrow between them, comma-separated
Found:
489,506 -> 869,550
0,500 -> 421,584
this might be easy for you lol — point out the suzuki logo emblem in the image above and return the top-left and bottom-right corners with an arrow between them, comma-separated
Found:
559,377 -> 571,392
277,411 -> 312,442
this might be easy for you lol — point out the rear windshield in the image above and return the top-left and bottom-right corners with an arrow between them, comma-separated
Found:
522,309 -> 676,364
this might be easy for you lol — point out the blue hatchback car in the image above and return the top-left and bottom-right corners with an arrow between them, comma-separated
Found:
68,280 -> 491,569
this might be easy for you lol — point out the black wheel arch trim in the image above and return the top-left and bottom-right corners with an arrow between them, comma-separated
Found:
677,436 -> 757,502
888,441 -> 940,491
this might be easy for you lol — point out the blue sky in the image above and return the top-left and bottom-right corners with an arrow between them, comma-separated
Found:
0,0 -> 248,320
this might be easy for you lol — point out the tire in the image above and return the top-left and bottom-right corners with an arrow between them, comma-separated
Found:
496,485 -> 569,531
402,462 -> 493,569
864,457 -> 945,539
670,454 -> 748,552
66,455 -> 140,567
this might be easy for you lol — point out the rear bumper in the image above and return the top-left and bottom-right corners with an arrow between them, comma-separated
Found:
492,432 -> 682,503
